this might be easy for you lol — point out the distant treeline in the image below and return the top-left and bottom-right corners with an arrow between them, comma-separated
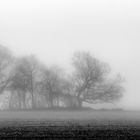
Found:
0,45 -> 124,110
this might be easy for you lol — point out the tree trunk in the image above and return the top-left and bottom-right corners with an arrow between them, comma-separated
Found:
31,88 -> 35,109
22,92 -> 26,109
30,72 -> 36,110
57,96 -> 59,107
18,91 -> 22,109
75,96 -> 83,108
54,95 -> 59,107
49,94 -> 54,108
9,91 -> 14,109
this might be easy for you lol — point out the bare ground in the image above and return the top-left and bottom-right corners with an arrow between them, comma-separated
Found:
0,110 -> 140,139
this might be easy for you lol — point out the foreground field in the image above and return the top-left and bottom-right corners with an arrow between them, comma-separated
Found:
0,110 -> 140,139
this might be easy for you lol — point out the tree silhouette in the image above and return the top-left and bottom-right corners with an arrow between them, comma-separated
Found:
0,45 -> 125,110
71,52 -> 124,107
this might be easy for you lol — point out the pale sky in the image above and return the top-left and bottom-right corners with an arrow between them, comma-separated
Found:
0,0 -> 140,110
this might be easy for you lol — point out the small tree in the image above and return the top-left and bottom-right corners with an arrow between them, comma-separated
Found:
40,66 -> 67,108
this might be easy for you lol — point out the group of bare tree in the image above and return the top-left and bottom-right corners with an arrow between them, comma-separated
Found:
0,45 -> 124,110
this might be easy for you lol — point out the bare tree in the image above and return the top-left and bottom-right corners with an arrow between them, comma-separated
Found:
10,55 -> 40,109
72,52 -> 124,107
40,66 -> 67,108
9,60 -> 29,109
0,45 -> 13,94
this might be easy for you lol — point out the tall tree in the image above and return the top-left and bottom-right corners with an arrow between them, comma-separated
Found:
9,59 -> 29,109
72,52 -> 124,107
0,45 -> 13,94
10,55 -> 40,109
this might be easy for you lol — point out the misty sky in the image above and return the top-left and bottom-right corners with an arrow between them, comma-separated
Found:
0,0 -> 140,110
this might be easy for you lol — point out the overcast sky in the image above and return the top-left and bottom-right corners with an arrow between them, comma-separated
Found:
0,0 -> 140,110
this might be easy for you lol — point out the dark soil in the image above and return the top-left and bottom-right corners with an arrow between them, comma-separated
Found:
0,119 -> 140,139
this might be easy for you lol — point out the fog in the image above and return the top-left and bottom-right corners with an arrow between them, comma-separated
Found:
0,0 -> 139,110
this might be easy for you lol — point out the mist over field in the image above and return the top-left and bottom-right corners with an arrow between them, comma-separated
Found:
0,110 -> 138,121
